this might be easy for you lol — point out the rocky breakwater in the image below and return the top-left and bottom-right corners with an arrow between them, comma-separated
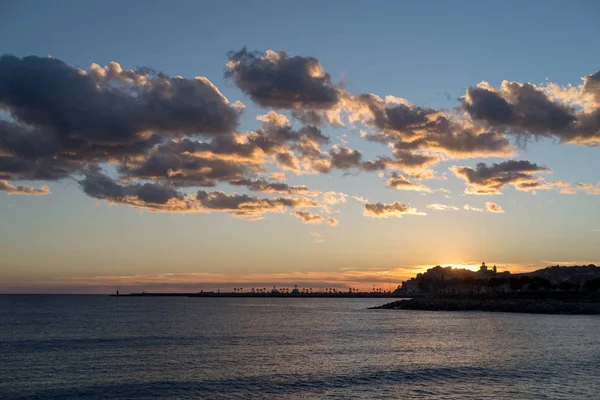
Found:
371,295 -> 600,315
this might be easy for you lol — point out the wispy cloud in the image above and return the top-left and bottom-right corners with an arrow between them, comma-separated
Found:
427,203 -> 459,211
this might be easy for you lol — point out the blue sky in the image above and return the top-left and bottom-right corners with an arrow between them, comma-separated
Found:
0,1 -> 599,293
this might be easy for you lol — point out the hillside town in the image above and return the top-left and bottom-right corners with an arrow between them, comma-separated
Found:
398,262 -> 600,294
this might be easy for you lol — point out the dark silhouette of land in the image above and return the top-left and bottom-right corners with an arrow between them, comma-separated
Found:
111,284 -> 400,298
373,263 -> 600,314
111,291 -> 401,298
110,264 -> 600,312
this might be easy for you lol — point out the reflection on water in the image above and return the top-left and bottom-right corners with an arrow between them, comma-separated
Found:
1,295 -> 599,399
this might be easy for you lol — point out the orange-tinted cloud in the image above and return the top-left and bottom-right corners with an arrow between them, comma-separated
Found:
386,173 -> 432,192
1,49 -> 598,226
363,201 -> 426,218
485,201 -> 504,213
427,203 -> 459,211
463,75 -> 600,146
450,160 -> 550,195
0,180 -> 50,195
295,210 -> 338,226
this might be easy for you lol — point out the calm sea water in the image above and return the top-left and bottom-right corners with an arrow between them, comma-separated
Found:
1,295 -> 599,399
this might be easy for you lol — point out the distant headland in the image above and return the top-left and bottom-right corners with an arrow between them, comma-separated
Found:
373,263 -> 600,315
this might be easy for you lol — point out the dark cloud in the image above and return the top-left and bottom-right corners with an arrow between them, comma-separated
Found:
294,210 -> 338,225
0,120 -> 61,159
386,172 -> 432,192
391,149 -> 440,169
81,174 -> 181,205
352,94 -> 439,138
329,147 -> 362,169
291,110 -> 326,126
464,83 -> 576,132
196,190 -> 320,217
462,87 -> 514,124
0,155 -> 79,181
1,50 -> 597,224
424,130 -> 512,157
0,55 -> 240,140
0,55 -> 240,165
450,160 -> 550,195
363,201 -> 426,218
352,95 -> 513,159
118,137 -> 260,187
583,71 -> 600,104
80,174 -> 321,217
225,48 -> 340,109
463,78 -> 600,145
80,174 -> 194,212
229,178 -> 316,195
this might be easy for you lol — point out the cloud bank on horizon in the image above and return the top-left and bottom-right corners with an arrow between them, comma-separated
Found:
1,49 -> 599,223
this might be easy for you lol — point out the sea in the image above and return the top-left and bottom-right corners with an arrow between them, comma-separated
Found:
1,295 -> 599,399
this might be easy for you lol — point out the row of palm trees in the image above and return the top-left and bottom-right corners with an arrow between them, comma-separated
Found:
231,287 -> 389,293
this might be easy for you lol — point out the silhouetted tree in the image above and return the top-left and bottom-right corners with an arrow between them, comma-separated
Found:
583,278 -> 600,293
559,282 -> 577,291
530,277 -> 551,291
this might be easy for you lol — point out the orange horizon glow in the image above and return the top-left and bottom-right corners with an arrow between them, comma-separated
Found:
2,260 -> 593,294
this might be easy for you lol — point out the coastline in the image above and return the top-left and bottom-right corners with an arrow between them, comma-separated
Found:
110,292 -> 409,298
371,294 -> 600,315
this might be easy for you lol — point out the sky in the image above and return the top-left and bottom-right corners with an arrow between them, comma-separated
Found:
0,0 -> 599,293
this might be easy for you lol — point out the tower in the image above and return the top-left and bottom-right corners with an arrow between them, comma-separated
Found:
480,261 -> 487,272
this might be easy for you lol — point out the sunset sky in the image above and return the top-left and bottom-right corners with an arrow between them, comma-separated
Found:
1,0 -> 599,293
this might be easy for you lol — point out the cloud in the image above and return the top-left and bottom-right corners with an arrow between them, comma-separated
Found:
348,94 -> 514,160
363,201 -> 426,218
322,191 -> 348,205
463,204 -> 484,212
427,203 -> 459,211
195,191 -> 320,217
225,48 -> 340,109
463,203 -> 504,213
386,172 -> 432,192
0,55 -> 240,162
485,201 -> 504,213
295,210 -> 338,225
80,174 -> 321,218
573,183 -> 600,195
351,195 -> 369,204
0,179 -> 50,195
548,180 -> 600,195
463,75 -> 600,146
0,49 -> 598,226
80,174 -> 192,212
0,154 -> 79,181
350,94 -> 441,139
229,178 -> 317,196
118,137 -> 261,187
309,231 -> 325,243
450,160 -> 550,195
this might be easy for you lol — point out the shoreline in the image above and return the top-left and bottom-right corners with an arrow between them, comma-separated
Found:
110,292 -> 409,298
371,295 -> 600,315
